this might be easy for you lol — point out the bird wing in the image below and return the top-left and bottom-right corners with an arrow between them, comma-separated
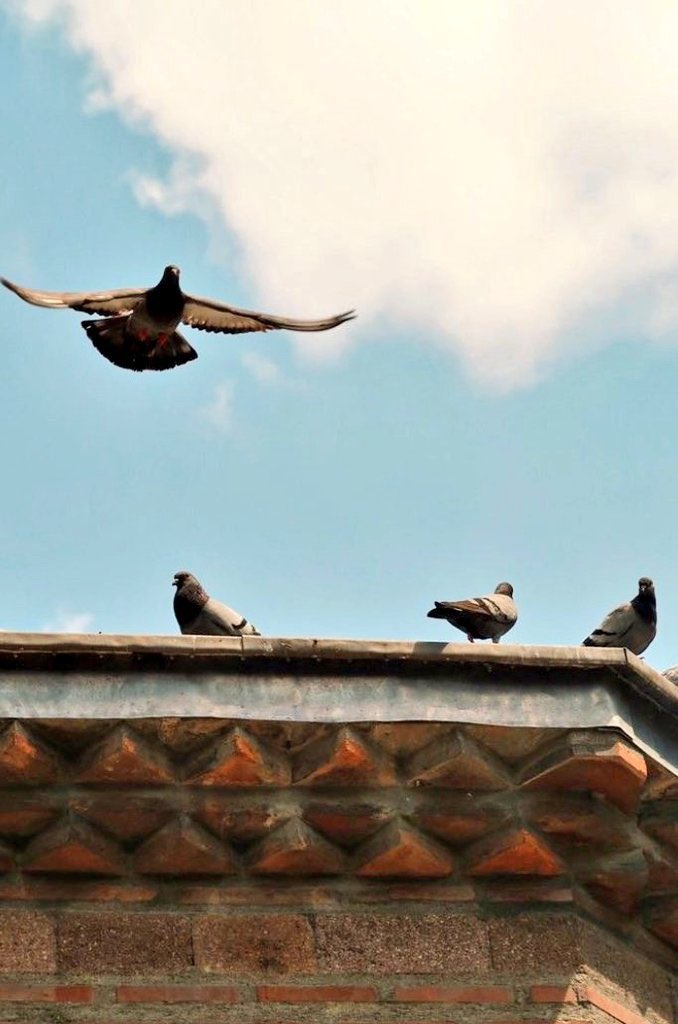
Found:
438,593 -> 512,622
182,293 -> 355,334
1,277 -> 145,317
585,602 -> 634,644
202,597 -> 259,636
435,595 -> 514,623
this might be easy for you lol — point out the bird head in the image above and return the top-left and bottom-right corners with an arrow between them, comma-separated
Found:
495,582 -> 514,597
162,265 -> 181,285
638,577 -> 654,593
173,570 -> 197,589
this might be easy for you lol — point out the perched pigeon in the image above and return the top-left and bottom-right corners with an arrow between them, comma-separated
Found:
582,577 -> 656,655
427,582 -> 517,643
173,571 -> 260,637
1,265 -> 355,372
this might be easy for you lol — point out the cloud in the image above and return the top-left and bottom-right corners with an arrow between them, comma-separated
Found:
43,610 -> 94,633
199,380 -> 235,433
240,351 -> 285,387
11,1 -> 678,387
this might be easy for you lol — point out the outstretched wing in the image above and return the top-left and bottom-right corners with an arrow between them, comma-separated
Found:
182,293 -> 355,334
1,277 -> 145,317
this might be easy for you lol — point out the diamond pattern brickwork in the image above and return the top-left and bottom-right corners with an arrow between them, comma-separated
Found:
0,718 -> 674,959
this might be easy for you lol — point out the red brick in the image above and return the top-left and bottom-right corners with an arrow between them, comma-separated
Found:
467,828 -> 563,877
134,815 -> 237,876
258,984 -> 377,1002
0,911 -> 55,973
393,985 -> 512,1003
529,985 -> 578,1003
355,819 -> 454,878
248,819 -> 345,876
194,914 -> 316,974
0,723 -> 62,785
294,726 -> 395,786
177,884 -> 335,906
23,816 -> 125,875
186,727 -> 290,786
315,912 -> 489,973
0,984 -> 91,1003
582,985 -> 647,1024
58,912 -> 192,974
0,879 -> 156,903
406,731 -> 510,790
304,802 -> 390,845
117,984 -> 239,1004
77,724 -> 174,785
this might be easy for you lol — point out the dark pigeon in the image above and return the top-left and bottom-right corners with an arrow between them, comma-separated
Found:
427,582 -> 517,643
582,577 -> 656,655
1,265 -> 355,372
173,570 -> 260,637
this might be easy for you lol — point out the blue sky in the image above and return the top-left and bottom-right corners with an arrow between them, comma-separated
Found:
1,2 -> 677,669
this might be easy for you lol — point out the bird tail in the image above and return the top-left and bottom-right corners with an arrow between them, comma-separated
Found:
427,602 -> 449,619
81,317 -> 198,372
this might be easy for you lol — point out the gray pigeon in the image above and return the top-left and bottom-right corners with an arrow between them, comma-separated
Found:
582,577 -> 656,655
173,571 -> 260,637
427,582 -> 517,643
1,265 -> 355,372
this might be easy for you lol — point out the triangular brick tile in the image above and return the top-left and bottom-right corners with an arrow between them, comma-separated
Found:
644,896 -> 678,948
528,793 -> 632,849
134,815 -> 237,876
248,819 -> 345,876
0,839 -> 13,873
578,848 -> 648,913
194,796 -> 290,842
23,816 -> 125,875
76,725 -> 174,785
304,803 -> 392,846
0,793 -> 61,838
644,845 -> 678,895
186,727 -> 290,787
71,793 -> 174,840
406,731 -> 511,791
0,722 -> 63,785
520,732 -> 647,813
294,727 -> 395,787
412,796 -> 510,846
467,827 -> 564,877
640,803 -> 678,852
355,819 -> 454,878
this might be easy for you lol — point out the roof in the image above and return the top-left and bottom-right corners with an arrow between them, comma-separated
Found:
0,632 -> 675,963
0,633 -> 676,769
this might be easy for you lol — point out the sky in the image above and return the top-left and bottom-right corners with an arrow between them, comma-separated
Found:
1,0 -> 678,669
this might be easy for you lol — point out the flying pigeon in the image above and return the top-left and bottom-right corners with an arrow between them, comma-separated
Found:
582,577 -> 656,655
172,570 -> 260,637
427,582 -> 517,643
1,265 -> 355,372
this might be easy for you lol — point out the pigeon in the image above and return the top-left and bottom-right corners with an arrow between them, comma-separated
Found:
427,582 -> 517,643
662,666 -> 678,685
1,265 -> 355,372
173,571 -> 260,637
582,577 -> 656,655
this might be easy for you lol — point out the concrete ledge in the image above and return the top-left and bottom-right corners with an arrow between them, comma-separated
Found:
0,634 -> 675,770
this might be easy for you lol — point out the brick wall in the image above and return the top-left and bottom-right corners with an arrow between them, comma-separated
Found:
0,903 -> 673,1024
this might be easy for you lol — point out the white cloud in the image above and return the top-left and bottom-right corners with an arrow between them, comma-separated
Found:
43,611 -> 94,633
241,351 -> 285,386
200,381 -> 235,433
11,1 -> 678,387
